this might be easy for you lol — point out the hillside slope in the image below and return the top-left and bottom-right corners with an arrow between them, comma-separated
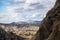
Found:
33,0 -> 60,40
0,28 -> 25,40
0,22 -> 39,40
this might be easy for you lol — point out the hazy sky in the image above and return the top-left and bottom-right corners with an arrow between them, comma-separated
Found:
0,0 -> 56,23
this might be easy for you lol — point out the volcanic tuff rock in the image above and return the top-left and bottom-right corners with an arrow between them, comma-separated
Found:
33,0 -> 60,40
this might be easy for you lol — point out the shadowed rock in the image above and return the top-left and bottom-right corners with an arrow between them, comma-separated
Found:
32,0 -> 60,40
0,28 -> 25,40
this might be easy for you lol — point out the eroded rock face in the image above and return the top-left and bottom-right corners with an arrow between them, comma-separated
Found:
48,21 -> 60,40
0,28 -> 25,40
33,0 -> 60,40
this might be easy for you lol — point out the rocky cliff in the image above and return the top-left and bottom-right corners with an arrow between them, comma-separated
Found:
0,22 -> 39,40
33,0 -> 60,40
0,27 -> 25,40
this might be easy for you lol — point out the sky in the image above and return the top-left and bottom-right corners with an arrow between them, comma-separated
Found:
0,0 -> 56,23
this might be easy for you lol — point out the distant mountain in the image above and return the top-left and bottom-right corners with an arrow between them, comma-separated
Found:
0,21 -> 41,28
10,21 -> 41,26
28,21 -> 41,26
10,21 -> 28,25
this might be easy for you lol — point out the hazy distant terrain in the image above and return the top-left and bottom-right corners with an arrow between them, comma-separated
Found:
0,21 -> 41,40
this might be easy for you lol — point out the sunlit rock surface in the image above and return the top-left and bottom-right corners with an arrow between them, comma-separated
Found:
0,22 -> 40,40
0,28 -> 25,40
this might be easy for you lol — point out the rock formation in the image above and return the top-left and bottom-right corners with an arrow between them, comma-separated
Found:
33,0 -> 60,40
0,27 -> 25,40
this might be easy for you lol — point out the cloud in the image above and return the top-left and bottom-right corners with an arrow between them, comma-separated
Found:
0,6 -> 23,23
25,0 -> 38,3
0,0 -> 56,23
30,3 -> 45,9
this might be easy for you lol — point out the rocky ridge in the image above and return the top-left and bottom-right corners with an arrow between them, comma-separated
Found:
33,0 -> 60,40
